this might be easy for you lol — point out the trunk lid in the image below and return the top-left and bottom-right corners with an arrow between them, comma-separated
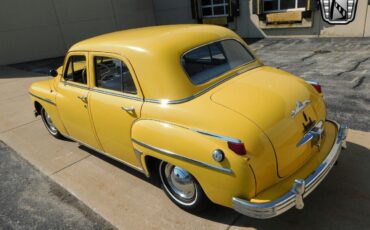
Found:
211,66 -> 325,178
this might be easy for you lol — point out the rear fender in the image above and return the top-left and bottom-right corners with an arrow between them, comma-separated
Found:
131,119 -> 255,207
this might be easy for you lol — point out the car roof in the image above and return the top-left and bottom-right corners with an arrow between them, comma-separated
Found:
69,25 -> 256,101
70,25 -> 229,53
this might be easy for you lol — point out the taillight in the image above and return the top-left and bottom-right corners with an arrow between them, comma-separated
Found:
228,142 -> 247,155
307,81 -> 322,94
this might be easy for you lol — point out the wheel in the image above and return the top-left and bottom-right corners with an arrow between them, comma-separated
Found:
159,161 -> 210,212
40,107 -> 63,139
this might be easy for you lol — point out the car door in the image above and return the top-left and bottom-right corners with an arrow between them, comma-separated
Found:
56,52 -> 101,150
88,52 -> 144,168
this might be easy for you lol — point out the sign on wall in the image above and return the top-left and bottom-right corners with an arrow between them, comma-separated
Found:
319,0 -> 358,24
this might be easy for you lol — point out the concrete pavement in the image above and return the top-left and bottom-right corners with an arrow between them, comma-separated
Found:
1,38 -> 370,229
0,140 -> 115,230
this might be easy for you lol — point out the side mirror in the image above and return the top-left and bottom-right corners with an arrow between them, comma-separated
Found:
49,69 -> 58,77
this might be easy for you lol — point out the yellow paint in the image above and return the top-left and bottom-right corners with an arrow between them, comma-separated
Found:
29,25 -> 336,209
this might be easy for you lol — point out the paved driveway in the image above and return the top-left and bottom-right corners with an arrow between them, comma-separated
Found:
1,38 -> 370,229
250,38 -> 370,132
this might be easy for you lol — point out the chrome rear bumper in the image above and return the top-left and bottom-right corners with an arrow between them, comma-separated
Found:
232,120 -> 348,219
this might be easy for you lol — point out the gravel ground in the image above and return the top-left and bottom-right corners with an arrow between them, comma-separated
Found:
249,38 -> 370,132
0,141 -> 116,230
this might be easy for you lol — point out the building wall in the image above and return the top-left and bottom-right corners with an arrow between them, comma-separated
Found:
153,0 -> 370,38
243,0 -> 370,38
1,0 -> 369,65
153,0 -> 195,24
0,0 -> 155,65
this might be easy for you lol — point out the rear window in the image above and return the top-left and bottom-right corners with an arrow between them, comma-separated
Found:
182,40 -> 255,85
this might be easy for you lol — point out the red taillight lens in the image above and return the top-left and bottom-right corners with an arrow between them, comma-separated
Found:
312,84 -> 322,93
308,82 -> 322,93
228,142 -> 247,155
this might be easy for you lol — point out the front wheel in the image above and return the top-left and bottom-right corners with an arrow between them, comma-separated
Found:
159,161 -> 210,212
40,107 -> 63,139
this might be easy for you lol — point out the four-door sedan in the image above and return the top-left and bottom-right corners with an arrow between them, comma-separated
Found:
29,25 -> 347,218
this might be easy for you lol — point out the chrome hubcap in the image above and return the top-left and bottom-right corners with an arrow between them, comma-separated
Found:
43,110 -> 57,134
164,163 -> 196,200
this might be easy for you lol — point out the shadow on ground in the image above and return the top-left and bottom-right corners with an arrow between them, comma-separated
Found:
77,139 -> 370,229
9,57 -> 64,75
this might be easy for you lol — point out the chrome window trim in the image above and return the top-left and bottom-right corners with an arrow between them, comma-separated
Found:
60,81 -> 144,102
29,92 -> 56,106
90,87 -> 143,102
62,80 -> 90,90
145,61 -> 262,104
132,138 -> 233,175
180,38 -> 257,86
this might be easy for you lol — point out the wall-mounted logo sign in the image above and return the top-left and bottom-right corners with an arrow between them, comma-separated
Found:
319,0 -> 358,24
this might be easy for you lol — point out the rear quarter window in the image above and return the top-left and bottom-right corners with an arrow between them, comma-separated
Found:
182,40 -> 255,85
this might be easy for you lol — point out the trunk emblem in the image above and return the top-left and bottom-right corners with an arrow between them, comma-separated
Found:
291,100 -> 311,118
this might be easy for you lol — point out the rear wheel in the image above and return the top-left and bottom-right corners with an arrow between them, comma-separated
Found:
40,107 -> 63,139
158,161 -> 209,212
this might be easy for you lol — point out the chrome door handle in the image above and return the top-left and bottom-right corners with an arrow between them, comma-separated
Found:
121,106 -> 135,112
77,96 -> 88,103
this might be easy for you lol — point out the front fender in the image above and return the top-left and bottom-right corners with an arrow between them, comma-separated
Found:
131,119 -> 256,207
29,78 -> 67,135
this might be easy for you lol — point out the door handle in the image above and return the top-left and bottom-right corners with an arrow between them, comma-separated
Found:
77,96 -> 88,103
121,106 -> 135,112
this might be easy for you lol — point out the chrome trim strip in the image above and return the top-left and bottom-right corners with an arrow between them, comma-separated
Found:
132,138 -> 233,175
61,63 -> 261,105
145,62 -> 262,104
305,80 -> 319,85
29,93 -> 56,106
61,81 -> 144,101
136,119 -> 242,145
90,88 -> 143,101
64,135 -> 146,174
62,81 -> 90,90
191,129 -> 242,144
232,120 -> 347,219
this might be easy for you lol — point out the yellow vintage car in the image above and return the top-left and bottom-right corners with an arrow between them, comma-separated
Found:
29,25 -> 347,218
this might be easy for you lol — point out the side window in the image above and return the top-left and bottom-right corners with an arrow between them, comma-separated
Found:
94,56 -> 137,94
64,55 -> 87,84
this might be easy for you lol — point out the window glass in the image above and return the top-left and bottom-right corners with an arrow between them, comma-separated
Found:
201,0 -> 229,17
298,0 -> 306,8
263,0 -> 306,12
64,56 -> 87,84
94,56 -> 137,94
281,0 -> 297,10
202,0 -> 211,5
263,0 -> 278,11
182,40 -> 255,85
